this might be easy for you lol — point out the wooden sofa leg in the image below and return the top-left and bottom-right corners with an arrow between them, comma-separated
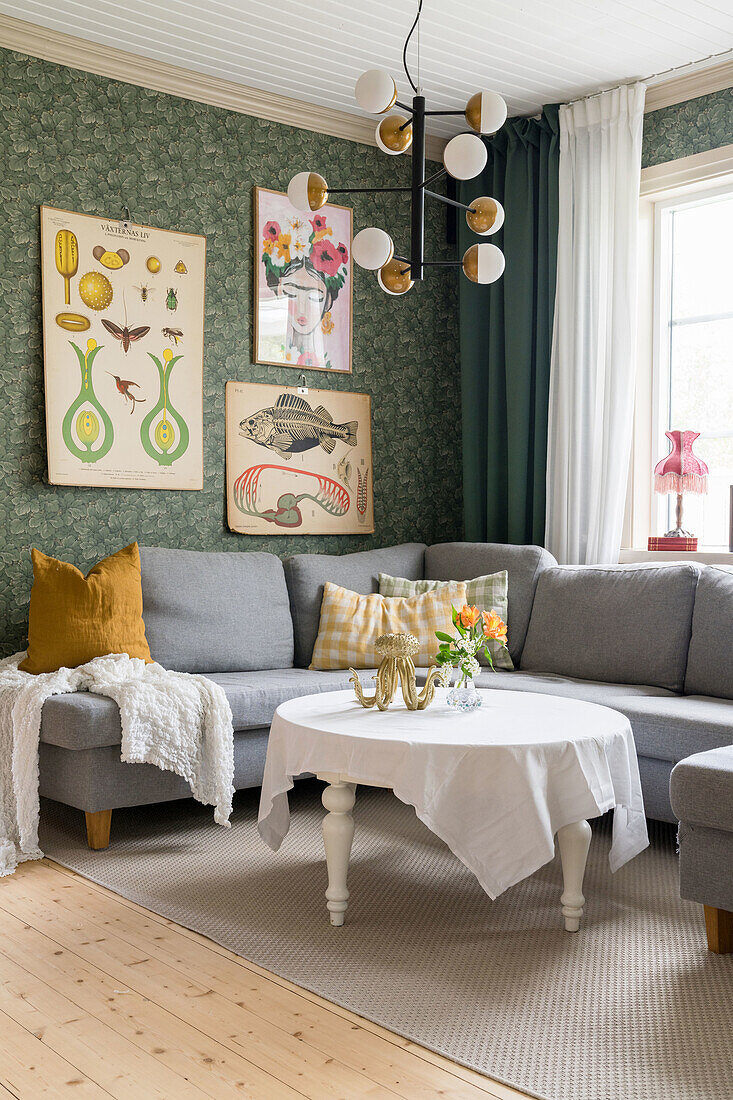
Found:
704,905 -> 733,953
85,810 -> 112,850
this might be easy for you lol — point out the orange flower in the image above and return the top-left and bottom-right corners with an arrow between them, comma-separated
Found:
275,233 -> 291,262
482,610 -> 508,645
458,604 -> 481,629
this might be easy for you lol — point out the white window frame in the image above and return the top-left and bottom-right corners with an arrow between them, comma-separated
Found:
622,144 -> 733,564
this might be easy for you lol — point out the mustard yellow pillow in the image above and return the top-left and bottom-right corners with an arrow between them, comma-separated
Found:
20,542 -> 152,674
310,581 -> 467,670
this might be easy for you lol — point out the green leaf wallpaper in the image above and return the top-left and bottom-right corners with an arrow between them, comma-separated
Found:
642,88 -> 733,167
0,49 -> 461,657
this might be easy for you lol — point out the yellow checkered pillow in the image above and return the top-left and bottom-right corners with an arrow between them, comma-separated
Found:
310,581 -> 468,670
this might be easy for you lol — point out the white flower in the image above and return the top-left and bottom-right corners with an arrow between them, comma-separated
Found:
438,664 -> 452,689
288,216 -> 312,259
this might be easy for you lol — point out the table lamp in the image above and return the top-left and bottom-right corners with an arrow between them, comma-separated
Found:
652,429 -> 708,544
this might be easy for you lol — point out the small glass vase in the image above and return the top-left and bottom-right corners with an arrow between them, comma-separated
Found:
446,673 -> 482,713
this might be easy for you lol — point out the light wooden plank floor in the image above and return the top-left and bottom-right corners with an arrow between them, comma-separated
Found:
0,859 -> 531,1100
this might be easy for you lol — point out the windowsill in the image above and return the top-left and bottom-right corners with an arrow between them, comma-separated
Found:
619,548 -> 733,565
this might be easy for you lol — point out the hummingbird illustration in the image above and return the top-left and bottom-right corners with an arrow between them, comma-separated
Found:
107,373 -> 146,414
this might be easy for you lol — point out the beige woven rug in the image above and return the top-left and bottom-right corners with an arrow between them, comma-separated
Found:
40,780 -> 733,1100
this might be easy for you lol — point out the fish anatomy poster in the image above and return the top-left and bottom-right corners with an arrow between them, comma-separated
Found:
40,205 -> 205,489
225,381 -> 373,535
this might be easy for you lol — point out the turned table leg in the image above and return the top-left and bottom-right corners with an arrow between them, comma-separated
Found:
85,809 -> 112,850
557,819 -> 592,932
321,781 -> 356,926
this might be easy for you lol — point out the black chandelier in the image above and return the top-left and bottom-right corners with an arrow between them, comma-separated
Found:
287,0 -> 507,296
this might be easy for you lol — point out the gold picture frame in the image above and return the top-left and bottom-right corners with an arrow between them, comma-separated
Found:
253,186 -> 353,374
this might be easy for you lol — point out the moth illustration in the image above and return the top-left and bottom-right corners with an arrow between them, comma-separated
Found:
101,318 -> 150,353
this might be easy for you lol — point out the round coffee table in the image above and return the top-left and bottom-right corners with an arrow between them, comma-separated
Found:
258,688 -> 648,932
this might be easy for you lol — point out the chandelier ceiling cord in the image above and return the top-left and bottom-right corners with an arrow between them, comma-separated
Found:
287,0 -> 507,296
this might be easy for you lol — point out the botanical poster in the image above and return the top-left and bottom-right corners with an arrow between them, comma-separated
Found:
226,381 -> 373,535
41,205 -> 205,489
253,187 -> 352,373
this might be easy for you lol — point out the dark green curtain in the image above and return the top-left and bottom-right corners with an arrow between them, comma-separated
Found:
458,104 -> 559,545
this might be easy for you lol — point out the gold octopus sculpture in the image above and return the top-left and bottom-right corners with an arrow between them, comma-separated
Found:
350,633 -> 441,711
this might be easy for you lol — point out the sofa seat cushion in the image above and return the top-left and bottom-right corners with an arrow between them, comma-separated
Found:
39,668 -> 377,751
671,747 -> 733,833
139,546 -> 294,673
520,562 -> 700,692
472,671 -> 733,764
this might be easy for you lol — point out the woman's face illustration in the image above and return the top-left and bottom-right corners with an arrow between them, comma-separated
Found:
278,266 -> 327,335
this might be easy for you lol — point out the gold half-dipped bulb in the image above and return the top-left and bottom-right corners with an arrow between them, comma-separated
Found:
466,196 -> 504,236
462,242 -> 505,284
376,113 -> 413,155
307,172 -> 329,210
378,258 -> 413,296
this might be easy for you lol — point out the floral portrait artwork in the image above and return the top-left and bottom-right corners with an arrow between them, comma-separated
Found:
254,188 -> 353,373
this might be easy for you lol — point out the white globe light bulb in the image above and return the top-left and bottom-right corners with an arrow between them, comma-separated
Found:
462,243 -> 505,284
287,171 -> 328,212
443,133 -> 488,181
355,69 -> 398,114
465,91 -> 508,135
465,196 -> 505,237
352,227 -> 394,271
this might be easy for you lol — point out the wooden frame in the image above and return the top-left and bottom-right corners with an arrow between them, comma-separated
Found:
252,186 -> 353,375
225,380 -> 373,535
40,204 -> 206,490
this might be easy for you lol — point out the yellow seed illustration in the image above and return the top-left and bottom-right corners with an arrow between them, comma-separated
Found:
174,260 -> 187,274
55,312 -> 90,332
155,418 -> 175,451
55,229 -> 78,305
76,409 -> 100,446
146,256 -> 161,274
99,250 -> 125,269
78,271 -> 113,311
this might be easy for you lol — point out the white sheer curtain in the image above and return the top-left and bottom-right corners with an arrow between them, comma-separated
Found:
545,84 -> 646,565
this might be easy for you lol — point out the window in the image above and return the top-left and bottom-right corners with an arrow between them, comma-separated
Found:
625,150 -> 733,557
655,189 -> 733,547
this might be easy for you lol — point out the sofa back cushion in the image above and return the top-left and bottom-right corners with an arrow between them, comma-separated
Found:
425,542 -> 556,664
520,563 -> 700,692
284,543 -> 426,668
139,546 -> 294,673
685,566 -> 733,699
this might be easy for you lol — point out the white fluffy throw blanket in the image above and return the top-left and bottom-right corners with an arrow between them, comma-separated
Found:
0,651 -> 235,876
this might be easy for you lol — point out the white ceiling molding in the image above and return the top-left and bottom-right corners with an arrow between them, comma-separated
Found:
0,13 -> 448,161
0,10 -> 731,152
645,57 -> 733,113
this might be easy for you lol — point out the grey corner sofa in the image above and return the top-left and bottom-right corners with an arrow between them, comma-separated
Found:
38,544 -> 733,932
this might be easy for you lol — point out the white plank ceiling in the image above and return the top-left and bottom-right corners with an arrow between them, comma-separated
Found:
1,0 -> 732,136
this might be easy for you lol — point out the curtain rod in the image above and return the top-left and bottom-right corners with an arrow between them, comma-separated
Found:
562,46 -> 733,109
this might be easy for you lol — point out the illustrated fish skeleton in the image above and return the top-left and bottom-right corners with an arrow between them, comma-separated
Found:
239,393 -> 358,460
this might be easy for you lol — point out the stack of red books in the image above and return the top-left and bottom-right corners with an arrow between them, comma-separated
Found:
647,536 -> 698,551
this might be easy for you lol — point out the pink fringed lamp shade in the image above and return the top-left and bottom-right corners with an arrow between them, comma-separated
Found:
654,430 -> 709,496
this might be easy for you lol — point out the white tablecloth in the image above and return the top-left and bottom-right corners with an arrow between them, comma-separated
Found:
258,689 -> 648,899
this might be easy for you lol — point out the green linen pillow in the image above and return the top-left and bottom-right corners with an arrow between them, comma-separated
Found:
378,571 -> 514,671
